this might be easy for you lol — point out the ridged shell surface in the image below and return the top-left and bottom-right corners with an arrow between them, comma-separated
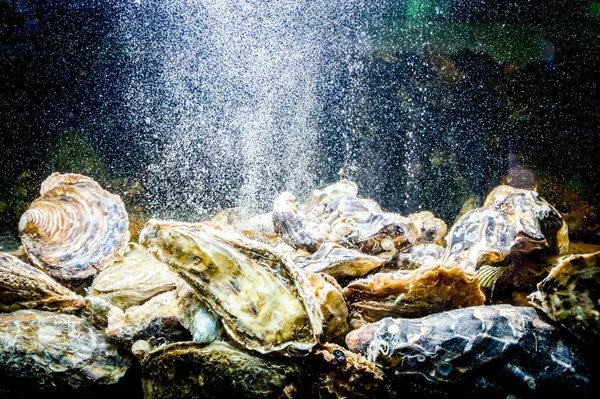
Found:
0,252 -> 84,313
18,173 -> 130,285
139,219 -> 322,356
346,305 -> 589,396
0,309 -> 131,389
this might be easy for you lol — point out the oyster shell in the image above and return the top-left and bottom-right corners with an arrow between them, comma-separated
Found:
305,272 -> 350,343
343,263 -> 485,329
407,211 -> 447,245
141,341 -> 300,399
87,242 -> 178,310
443,185 -> 569,273
139,219 -> 323,356
395,243 -> 445,270
294,242 -> 390,279
0,309 -> 131,390
311,343 -> 385,398
1,251 -> 84,313
529,251 -> 600,345
18,173 -> 130,287
104,290 -> 190,347
346,305 -> 590,397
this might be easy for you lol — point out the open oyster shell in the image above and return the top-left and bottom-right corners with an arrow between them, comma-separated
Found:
18,173 -> 130,287
1,251 -> 84,313
139,219 -> 323,356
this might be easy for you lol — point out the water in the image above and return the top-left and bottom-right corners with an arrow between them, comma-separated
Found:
117,0 -> 371,220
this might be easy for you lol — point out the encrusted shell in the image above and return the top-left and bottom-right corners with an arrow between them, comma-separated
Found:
346,305 -> 590,396
0,251 -> 84,313
443,185 -> 569,273
529,251 -> 600,344
141,341 -> 300,399
407,211 -> 447,245
343,263 -> 485,329
18,173 -> 130,286
273,192 -> 328,252
139,219 -> 323,356
0,309 -> 131,389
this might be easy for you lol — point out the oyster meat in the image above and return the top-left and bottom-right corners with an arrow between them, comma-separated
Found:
0,309 -> 131,390
1,251 -> 84,313
139,219 -> 322,355
18,173 -> 130,287
346,304 -> 590,397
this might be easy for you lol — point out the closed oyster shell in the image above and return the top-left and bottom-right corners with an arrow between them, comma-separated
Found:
407,211 -> 447,245
18,173 -> 130,287
294,242 -> 390,279
529,251 -> 600,345
88,242 -> 178,310
273,192 -> 328,252
139,219 -> 323,356
141,341 -> 300,399
443,185 -> 569,273
343,263 -> 485,329
305,272 -> 350,344
1,252 -> 84,313
0,309 -> 131,390
346,305 -> 590,397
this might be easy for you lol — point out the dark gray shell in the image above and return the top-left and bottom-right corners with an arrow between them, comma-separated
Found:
346,304 -> 590,397
0,309 -> 131,390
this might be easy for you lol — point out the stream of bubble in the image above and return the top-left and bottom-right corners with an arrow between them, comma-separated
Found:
118,0 -> 368,220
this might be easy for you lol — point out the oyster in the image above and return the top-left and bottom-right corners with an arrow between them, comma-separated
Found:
311,343 -> 385,399
139,219 -> 323,356
141,341 -> 300,399
87,242 -> 178,310
103,290 -> 190,348
395,243 -> 445,270
443,185 -> 569,273
273,191 -> 328,252
18,172 -> 130,287
176,279 -> 221,344
529,251 -> 600,345
305,272 -> 350,343
1,251 -> 84,313
343,263 -> 485,329
0,309 -> 131,390
294,242 -> 390,279
346,305 -> 590,397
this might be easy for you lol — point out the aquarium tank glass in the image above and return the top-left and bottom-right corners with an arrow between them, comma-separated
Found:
1,1 -> 600,398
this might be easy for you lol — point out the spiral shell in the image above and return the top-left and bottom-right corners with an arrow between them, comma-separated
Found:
18,173 -> 130,286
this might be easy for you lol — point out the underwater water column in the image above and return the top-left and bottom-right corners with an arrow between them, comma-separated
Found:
117,0 -> 367,220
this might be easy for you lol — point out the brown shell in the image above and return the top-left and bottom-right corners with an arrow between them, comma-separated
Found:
529,250 -> 600,344
343,263 -> 485,329
0,251 -> 84,313
18,173 -> 130,286
139,219 -> 323,356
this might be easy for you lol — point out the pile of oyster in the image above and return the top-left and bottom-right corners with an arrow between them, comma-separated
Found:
1,172 -> 599,398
